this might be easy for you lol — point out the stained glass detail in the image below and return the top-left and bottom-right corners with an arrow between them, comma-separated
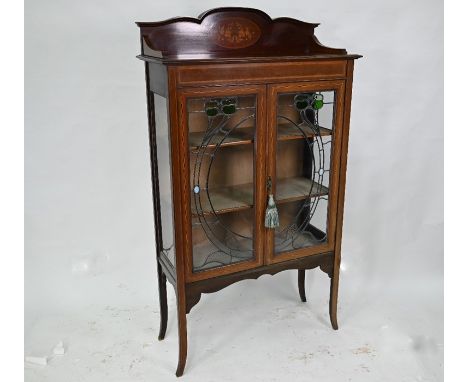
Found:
204,97 -> 238,117
189,95 -> 257,272
274,90 -> 335,255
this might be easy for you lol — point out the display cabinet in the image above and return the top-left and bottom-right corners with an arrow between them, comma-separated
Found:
136,7 -> 361,376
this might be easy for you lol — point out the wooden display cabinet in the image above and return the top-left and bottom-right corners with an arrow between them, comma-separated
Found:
136,7 -> 361,376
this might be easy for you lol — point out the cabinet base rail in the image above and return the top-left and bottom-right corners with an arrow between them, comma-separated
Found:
184,251 -> 334,313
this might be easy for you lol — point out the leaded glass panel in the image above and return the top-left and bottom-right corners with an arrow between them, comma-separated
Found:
188,95 -> 257,272
274,90 -> 335,255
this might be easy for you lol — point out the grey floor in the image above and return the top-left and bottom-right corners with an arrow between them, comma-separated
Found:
24,269 -> 443,382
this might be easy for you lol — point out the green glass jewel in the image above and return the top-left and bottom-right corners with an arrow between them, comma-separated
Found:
294,94 -> 309,110
311,94 -> 324,110
312,99 -> 323,110
205,101 -> 219,117
222,104 -> 236,114
295,100 -> 308,110
221,98 -> 237,114
206,108 -> 218,117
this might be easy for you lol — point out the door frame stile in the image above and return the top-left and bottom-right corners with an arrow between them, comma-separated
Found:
265,84 -> 277,265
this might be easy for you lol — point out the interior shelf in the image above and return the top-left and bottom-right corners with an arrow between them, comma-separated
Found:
276,177 -> 328,203
277,124 -> 332,142
189,127 -> 254,149
191,176 -> 328,216
189,124 -> 332,150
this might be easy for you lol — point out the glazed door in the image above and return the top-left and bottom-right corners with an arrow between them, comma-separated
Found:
265,81 -> 345,264
179,85 -> 266,282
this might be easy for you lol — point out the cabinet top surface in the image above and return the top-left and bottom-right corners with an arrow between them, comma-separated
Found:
136,7 -> 361,64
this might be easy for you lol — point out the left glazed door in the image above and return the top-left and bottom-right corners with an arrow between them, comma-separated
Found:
178,86 -> 267,282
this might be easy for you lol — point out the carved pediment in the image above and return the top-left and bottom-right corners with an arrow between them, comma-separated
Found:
136,7 -> 351,62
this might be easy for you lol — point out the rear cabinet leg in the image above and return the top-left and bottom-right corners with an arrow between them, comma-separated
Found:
298,269 -> 307,302
157,262 -> 168,341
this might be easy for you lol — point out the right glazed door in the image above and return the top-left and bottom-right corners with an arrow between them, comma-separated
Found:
265,81 -> 345,264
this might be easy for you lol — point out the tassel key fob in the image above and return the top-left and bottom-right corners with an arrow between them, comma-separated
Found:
265,176 -> 280,228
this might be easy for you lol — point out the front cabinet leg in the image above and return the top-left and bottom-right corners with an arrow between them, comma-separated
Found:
320,255 -> 339,330
298,269 -> 307,302
329,268 -> 339,330
175,294 -> 187,377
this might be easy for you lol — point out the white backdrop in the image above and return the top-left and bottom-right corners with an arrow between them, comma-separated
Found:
25,1 -> 443,381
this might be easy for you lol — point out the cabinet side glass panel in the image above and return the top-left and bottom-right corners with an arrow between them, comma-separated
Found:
188,95 -> 257,272
154,94 -> 175,266
274,90 -> 335,255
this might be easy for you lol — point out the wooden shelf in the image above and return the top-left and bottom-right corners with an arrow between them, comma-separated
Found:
277,124 -> 332,141
191,177 -> 328,216
192,182 -> 253,215
189,127 -> 254,149
276,177 -> 328,203
189,124 -> 332,150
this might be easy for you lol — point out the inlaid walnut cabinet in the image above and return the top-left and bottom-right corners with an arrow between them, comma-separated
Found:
136,8 -> 361,376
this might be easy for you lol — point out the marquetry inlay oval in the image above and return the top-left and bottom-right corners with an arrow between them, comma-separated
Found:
213,17 -> 261,49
